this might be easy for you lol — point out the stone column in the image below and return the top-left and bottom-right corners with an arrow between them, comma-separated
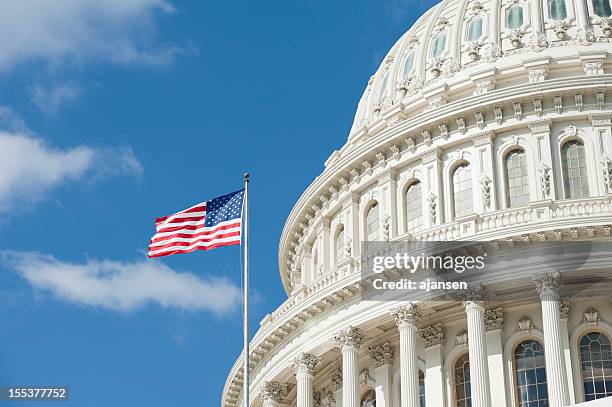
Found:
420,147 -> 443,227
349,192 -> 361,258
334,327 -> 366,407
559,300 -> 576,404
527,119 -> 556,202
534,272 -> 570,407
260,381 -> 290,407
484,308 -> 507,407
421,324 -> 446,407
392,303 -> 422,407
292,353 -> 321,407
462,290 -> 492,407
322,218 -> 331,274
471,131 -> 497,213
369,343 -> 395,407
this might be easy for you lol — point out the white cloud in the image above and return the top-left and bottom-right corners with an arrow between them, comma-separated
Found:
0,131 -> 142,213
0,0 -> 182,72
31,82 -> 82,114
2,251 -> 241,315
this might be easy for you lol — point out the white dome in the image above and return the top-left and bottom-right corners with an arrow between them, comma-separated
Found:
347,0 -> 612,139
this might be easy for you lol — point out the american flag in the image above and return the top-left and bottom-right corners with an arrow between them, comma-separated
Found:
148,189 -> 245,258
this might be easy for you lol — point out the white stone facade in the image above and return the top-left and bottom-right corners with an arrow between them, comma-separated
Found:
222,0 -> 612,405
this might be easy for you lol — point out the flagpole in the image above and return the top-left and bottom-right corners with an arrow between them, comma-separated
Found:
242,172 -> 250,407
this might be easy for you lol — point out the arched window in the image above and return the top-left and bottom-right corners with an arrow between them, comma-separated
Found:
505,149 -> 530,207
403,51 -> 415,76
579,332 -> 612,401
594,0 -> 612,16
514,340 -> 548,407
419,370 -> 426,407
454,353 -> 471,407
360,389 -> 376,407
431,32 -> 447,58
452,163 -> 473,218
335,225 -> 345,264
467,16 -> 483,42
562,140 -> 590,198
366,202 -> 380,241
379,72 -> 389,98
506,5 -> 524,28
406,181 -> 423,232
550,0 -> 568,20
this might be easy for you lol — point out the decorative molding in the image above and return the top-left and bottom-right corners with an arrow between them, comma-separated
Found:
533,271 -> 561,299
456,329 -> 469,346
259,381 -> 292,403
420,323 -> 446,347
484,308 -> 504,331
589,112 -> 612,126
528,67 -> 548,83
481,174 -> 492,208
517,316 -> 534,333
330,368 -> 343,389
368,342 -> 394,367
583,61 -> 604,76
527,118 -> 551,134
559,299 -> 571,319
584,307 -> 601,325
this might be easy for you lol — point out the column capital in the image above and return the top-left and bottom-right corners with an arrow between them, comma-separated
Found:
484,308 -> 504,331
334,326 -> 366,350
391,302 -> 422,328
460,286 -> 487,309
533,271 -> 561,300
420,323 -> 446,347
368,342 -> 394,367
292,352 -> 321,376
527,118 -> 552,134
260,381 -> 292,403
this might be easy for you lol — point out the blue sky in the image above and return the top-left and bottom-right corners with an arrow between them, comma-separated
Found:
0,1 -> 437,405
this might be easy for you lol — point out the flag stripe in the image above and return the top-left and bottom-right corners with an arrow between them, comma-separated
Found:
149,231 -> 241,251
150,222 -> 241,243
148,241 -> 240,258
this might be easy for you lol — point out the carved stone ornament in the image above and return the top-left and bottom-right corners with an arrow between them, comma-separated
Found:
480,174 -> 492,208
398,76 -> 423,97
334,326 -> 366,350
584,61 -> 604,76
330,368 -> 343,389
559,299 -> 571,319
529,32 -> 549,51
599,17 -> 612,37
533,271 -> 561,300
359,368 -> 373,386
528,67 -> 548,83
429,192 -> 437,224
456,329 -> 469,346
344,237 -> 352,257
368,342 -> 394,367
517,316 -> 534,333
392,303 -> 423,327
260,381 -> 291,403
292,352 -> 321,376
484,308 -> 504,331
576,26 -> 596,45
322,392 -> 336,407
479,42 -> 502,63
551,20 -> 570,39
584,307 -> 601,324
538,163 -> 552,199
382,214 -> 391,241
467,40 -> 483,61
599,156 -> 612,193
508,28 -> 526,48
459,286 -> 487,307
314,392 -> 322,407
420,324 -> 446,347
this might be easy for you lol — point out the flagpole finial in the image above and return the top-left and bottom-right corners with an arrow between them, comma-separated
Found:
244,172 -> 250,182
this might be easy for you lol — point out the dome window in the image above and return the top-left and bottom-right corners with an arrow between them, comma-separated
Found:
378,72 -> 389,98
594,0 -> 612,16
366,202 -> 380,241
406,181 -> 423,232
506,5 -> 524,29
431,32 -> 447,58
561,140 -> 589,198
334,225 -> 345,264
550,0 -> 568,20
514,340 -> 549,407
466,16 -> 484,42
579,332 -> 612,400
403,51 -> 415,76
505,149 -> 530,208
452,162 -> 473,219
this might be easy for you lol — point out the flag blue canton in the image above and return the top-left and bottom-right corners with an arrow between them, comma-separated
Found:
204,189 -> 245,227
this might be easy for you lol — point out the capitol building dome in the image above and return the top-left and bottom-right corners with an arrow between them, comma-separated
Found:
222,0 -> 612,406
